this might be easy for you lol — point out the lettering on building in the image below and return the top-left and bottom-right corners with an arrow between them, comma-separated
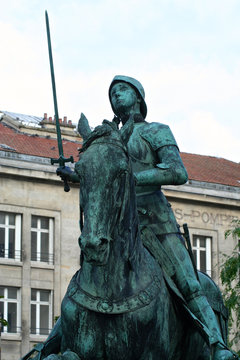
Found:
173,208 -> 239,226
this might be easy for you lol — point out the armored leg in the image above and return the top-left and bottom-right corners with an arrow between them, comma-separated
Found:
160,233 -> 236,360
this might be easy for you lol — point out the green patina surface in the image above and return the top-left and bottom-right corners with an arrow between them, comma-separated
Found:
22,76 -> 237,360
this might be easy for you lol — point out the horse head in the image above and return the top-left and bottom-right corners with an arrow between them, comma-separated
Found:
75,118 -> 137,266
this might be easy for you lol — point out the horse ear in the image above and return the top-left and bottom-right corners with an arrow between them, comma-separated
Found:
119,115 -> 134,146
78,113 -> 92,141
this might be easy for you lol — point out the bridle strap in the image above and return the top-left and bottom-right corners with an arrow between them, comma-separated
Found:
68,271 -> 162,314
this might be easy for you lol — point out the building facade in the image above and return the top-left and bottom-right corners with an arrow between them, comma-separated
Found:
0,111 -> 239,359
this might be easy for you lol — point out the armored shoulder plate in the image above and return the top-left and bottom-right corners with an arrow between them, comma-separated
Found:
139,122 -> 178,151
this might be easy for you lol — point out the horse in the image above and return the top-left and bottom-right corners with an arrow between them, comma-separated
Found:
23,119 -> 225,360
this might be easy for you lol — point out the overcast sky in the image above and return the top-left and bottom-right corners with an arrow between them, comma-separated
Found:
1,0 -> 240,162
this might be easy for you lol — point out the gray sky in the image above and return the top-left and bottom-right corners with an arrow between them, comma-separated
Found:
1,0 -> 239,162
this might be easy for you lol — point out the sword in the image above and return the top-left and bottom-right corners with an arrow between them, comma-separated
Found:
45,10 -> 74,192
183,223 -> 199,281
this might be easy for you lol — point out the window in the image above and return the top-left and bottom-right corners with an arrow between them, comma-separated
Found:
192,235 -> 212,277
0,286 -> 21,333
31,216 -> 54,264
30,289 -> 52,335
0,212 -> 21,261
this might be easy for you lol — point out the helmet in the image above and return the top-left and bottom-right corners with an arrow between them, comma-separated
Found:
109,75 -> 147,119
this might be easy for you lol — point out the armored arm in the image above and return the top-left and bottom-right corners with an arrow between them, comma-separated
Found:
134,145 -> 188,186
134,147 -> 188,187
134,122 -> 188,187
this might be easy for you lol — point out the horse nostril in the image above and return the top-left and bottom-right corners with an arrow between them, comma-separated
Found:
79,236 -> 88,249
79,237 -> 109,251
99,238 -> 108,246
78,236 -> 82,247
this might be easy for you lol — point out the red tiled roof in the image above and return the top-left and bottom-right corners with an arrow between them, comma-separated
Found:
0,123 -> 81,162
0,123 -> 239,188
181,152 -> 240,188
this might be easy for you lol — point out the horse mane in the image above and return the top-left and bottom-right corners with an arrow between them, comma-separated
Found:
79,120 -> 119,153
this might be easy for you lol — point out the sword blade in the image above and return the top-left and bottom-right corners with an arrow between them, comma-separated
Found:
45,10 -> 74,192
45,10 -> 64,160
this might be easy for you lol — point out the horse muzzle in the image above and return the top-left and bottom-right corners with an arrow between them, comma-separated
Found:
79,236 -> 111,266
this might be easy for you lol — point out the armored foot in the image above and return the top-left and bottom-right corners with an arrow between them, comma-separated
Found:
44,351 -> 81,360
213,343 -> 238,360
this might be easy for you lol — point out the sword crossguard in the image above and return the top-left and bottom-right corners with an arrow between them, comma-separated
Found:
51,155 -> 74,166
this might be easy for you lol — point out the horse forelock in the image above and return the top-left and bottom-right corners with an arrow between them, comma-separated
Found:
80,120 -> 126,154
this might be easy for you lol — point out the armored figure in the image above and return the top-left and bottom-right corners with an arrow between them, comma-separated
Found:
108,75 -> 235,360
57,75 -> 235,360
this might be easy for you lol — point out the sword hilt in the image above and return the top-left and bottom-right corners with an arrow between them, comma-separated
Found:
63,177 -> 70,192
51,155 -> 74,192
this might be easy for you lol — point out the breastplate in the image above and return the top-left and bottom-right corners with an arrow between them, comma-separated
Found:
127,122 -> 179,235
127,123 -> 159,194
127,123 -> 157,172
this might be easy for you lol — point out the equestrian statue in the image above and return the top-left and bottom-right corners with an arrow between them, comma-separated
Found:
21,75 -> 238,360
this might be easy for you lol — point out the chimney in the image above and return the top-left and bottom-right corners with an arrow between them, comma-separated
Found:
41,114 -> 77,136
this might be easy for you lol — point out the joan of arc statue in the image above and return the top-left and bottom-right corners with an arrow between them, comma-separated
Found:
59,75 -> 234,360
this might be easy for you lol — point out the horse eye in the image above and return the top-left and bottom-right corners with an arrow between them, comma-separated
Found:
120,169 -> 128,176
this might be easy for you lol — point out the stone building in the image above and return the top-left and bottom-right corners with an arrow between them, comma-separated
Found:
164,153 -> 240,281
0,110 -> 239,359
0,111 -> 82,360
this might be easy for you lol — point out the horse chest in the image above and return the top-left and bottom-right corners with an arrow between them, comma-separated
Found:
61,294 -> 161,360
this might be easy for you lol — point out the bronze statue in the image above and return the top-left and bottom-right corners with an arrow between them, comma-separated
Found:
107,76 -> 234,360
21,76 -> 237,360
